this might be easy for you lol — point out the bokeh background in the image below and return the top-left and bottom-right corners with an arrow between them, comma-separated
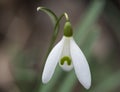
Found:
0,0 -> 120,92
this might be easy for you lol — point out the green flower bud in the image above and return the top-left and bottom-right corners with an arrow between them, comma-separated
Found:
64,21 -> 73,37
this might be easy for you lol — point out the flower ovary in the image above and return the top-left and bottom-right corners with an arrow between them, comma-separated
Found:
64,22 -> 73,37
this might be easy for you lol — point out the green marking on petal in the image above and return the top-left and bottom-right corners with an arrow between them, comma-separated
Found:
64,22 -> 73,37
60,56 -> 71,65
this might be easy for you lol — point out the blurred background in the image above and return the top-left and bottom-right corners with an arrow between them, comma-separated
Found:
0,0 -> 120,92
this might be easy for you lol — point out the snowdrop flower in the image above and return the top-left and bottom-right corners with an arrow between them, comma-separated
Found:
42,21 -> 91,89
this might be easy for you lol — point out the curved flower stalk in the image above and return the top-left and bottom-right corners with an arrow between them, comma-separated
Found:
42,13 -> 91,89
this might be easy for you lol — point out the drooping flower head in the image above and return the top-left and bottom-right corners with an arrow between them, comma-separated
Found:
42,17 -> 91,89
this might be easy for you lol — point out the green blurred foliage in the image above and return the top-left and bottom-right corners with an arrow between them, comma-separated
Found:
8,0 -> 120,92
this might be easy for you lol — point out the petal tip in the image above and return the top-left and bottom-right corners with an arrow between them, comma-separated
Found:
84,82 -> 91,90
42,76 -> 49,84
82,77 -> 91,90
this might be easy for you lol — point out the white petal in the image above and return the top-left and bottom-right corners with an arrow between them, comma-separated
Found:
42,37 -> 64,84
59,36 -> 73,71
59,60 -> 73,72
70,38 -> 91,89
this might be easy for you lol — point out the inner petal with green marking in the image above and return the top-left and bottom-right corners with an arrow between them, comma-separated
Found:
59,55 -> 73,72
59,36 -> 73,71
60,56 -> 71,65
